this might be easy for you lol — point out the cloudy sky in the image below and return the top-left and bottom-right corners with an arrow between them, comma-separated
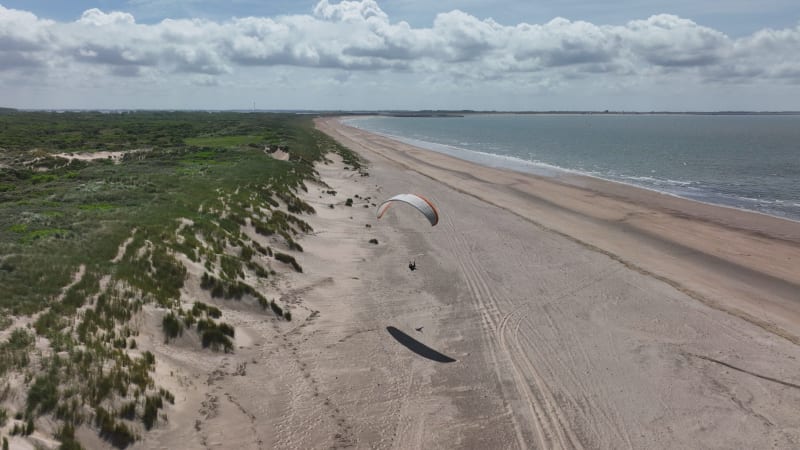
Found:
1,0 -> 799,111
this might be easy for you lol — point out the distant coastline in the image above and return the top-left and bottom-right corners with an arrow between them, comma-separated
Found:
2,106 -> 799,116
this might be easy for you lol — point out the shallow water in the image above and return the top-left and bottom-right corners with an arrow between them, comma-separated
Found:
348,114 -> 800,221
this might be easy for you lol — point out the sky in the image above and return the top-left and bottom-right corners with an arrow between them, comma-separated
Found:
1,0 -> 799,111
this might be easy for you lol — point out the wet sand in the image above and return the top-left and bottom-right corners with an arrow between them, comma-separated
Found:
133,117 -> 800,449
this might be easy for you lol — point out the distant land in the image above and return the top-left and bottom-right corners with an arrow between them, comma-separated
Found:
1,107 -> 799,116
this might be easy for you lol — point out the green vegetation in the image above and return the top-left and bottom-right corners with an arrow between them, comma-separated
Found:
274,252 -> 303,272
0,111 -> 364,448
162,312 -> 183,342
184,135 -> 264,148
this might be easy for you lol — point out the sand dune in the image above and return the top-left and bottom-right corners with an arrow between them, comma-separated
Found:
136,117 -> 800,449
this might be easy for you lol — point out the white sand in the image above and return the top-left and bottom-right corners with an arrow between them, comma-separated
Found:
53,149 -> 150,164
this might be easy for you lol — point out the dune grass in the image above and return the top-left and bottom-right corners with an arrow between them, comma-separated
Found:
0,111 -> 364,448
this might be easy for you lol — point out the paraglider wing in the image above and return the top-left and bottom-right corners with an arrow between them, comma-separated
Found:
376,194 -> 439,226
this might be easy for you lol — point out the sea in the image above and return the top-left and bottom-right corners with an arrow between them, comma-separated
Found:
345,114 -> 800,222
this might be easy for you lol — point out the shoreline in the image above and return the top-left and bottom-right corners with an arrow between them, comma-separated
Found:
316,116 -> 800,344
343,116 -> 800,225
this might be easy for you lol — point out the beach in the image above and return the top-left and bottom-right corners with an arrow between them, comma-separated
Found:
132,116 -> 800,449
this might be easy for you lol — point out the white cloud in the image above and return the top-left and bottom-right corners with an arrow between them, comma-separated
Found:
622,14 -> 730,67
78,8 -> 136,26
0,1 -> 799,109
313,0 -> 388,23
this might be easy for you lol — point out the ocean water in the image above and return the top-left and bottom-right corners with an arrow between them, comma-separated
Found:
346,114 -> 800,222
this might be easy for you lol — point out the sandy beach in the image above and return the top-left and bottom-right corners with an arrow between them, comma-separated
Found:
125,116 -> 800,450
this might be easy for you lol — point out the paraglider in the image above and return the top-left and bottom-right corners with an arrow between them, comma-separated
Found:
376,193 -> 439,226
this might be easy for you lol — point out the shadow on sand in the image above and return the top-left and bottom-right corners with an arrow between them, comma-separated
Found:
386,326 -> 457,363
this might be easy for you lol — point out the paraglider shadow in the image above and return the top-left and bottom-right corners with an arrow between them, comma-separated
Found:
386,326 -> 457,363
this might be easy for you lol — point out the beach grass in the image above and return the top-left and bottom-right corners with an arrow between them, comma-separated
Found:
0,111 -> 361,447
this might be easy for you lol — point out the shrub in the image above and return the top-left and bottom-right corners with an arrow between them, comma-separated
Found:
345,198 -> 353,207
143,351 -> 155,366
287,239 -> 303,252
240,245 -> 253,262
252,241 -> 269,255
142,395 -> 162,430
274,252 -> 302,273
283,310 -> 292,321
207,306 -> 222,319
201,329 -> 233,353
199,273 -> 214,290
183,312 -> 195,328
218,322 -> 234,338
26,373 -> 58,416
25,416 -> 34,435
269,300 -> 283,317
196,318 -> 215,333
119,402 -> 136,420
56,424 -> 81,450
160,388 -> 175,404
96,406 -> 136,448
369,238 -> 378,244
162,313 -> 183,342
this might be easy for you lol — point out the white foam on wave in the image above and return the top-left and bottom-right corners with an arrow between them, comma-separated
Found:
344,118 -> 800,223
617,175 -> 694,187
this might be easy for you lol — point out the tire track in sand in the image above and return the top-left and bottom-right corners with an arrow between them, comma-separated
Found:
522,265 -> 634,448
442,213 -> 555,449
497,300 -> 584,450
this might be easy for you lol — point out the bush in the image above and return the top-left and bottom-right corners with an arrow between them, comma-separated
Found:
345,198 -> 353,207
206,306 -> 222,318
27,373 -> 58,416
283,310 -> 292,321
274,252 -> 302,272
287,239 -> 303,252
269,300 -> 283,317
201,329 -> 233,353
142,395 -> 162,430
56,423 -> 81,450
119,402 -> 136,420
218,322 -> 235,338
240,245 -> 253,261
196,318 -> 215,333
96,407 -> 136,448
369,238 -> 378,244
162,313 -> 183,341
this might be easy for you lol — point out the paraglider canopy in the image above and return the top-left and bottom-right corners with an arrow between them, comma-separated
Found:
376,193 -> 439,226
